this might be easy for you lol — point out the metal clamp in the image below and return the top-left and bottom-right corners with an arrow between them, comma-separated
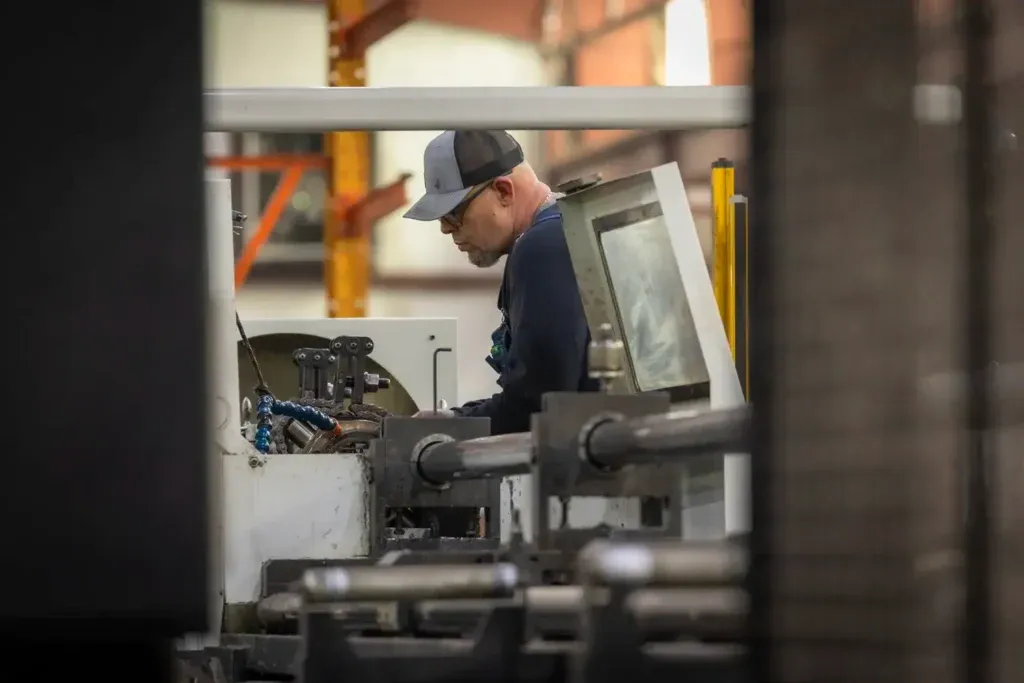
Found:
329,335 -> 391,405
292,347 -> 335,400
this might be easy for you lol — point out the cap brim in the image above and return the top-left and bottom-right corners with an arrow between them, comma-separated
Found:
403,187 -> 473,221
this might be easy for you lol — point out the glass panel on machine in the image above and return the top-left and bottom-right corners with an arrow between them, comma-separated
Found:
593,202 -> 710,392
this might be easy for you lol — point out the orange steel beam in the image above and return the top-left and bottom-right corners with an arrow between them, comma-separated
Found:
332,173 -> 412,228
326,0 -> 416,318
336,0 -> 420,59
327,174 -> 411,318
327,0 -> 367,318
234,165 -> 305,289
208,154 -> 327,171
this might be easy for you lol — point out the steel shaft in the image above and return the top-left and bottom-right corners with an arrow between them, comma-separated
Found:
415,432 -> 533,485
301,563 -> 519,603
413,586 -> 745,638
413,405 -> 748,484
576,540 -> 747,587
584,405 -> 749,470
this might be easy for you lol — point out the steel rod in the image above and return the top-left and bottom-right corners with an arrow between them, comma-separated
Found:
576,541 -> 747,587
415,432 -> 533,485
415,405 -> 748,484
285,419 -> 314,448
413,586 -> 745,638
300,563 -> 519,603
205,86 -> 750,132
585,405 -> 749,470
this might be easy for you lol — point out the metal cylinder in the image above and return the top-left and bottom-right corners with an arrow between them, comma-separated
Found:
300,563 -> 519,603
285,419 -> 314,448
576,540 -> 747,587
588,322 -> 625,390
256,591 -> 303,626
413,585 -> 745,638
584,405 -> 749,470
627,587 -> 746,637
415,432 -> 533,485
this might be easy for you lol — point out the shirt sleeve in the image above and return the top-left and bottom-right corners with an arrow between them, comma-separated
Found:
455,224 -> 590,434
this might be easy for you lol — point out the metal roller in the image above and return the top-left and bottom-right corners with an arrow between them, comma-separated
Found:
300,563 -> 519,603
413,585 -> 746,638
413,405 -> 748,485
285,419 -> 314,448
583,405 -> 750,471
256,591 -> 303,626
576,540 -> 747,587
626,587 -> 747,637
414,432 -> 533,486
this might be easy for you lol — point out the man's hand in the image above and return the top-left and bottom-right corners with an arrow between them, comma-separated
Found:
412,409 -> 455,418
412,399 -> 454,418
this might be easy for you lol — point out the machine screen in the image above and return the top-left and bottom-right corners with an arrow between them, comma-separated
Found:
595,202 -> 710,393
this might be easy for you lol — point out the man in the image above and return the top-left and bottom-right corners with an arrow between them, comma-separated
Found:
404,130 -> 597,434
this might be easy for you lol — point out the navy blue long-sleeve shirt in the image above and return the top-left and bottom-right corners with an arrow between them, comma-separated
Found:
453,204 -> 598,434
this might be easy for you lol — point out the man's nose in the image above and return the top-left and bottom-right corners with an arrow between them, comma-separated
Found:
439,220 -> 454,235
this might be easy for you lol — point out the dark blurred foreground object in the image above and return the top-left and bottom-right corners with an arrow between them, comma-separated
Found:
1,0 -> 207,680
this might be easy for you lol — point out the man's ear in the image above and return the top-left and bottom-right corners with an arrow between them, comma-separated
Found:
492,177 -> 514,206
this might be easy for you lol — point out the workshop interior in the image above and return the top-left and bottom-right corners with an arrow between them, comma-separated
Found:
14,1 -> 1022,683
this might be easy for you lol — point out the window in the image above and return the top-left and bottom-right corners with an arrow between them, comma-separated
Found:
661,0 -> 712,87
256,134 -> 327,246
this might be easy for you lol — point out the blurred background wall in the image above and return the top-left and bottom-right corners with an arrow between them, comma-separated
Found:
204,0 -> 749,403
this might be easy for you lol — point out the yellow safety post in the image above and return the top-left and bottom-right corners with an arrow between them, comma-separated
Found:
710,158 -> 736,358
326,0 -> 370,318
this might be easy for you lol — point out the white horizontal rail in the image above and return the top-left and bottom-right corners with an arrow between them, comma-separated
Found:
204,86 -> 751,133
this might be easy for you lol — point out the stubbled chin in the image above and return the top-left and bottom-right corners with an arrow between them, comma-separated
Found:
468,250 -> 501,268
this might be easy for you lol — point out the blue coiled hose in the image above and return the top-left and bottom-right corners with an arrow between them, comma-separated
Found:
254,395 -> 337,454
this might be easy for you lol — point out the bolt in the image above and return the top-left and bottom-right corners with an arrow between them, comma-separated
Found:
297,353 -> 306,360
248,456 -> 262,468
313,353 -> 321,361
348,341 -> 358,351
364,341 -> 373,351
329,355 -> 336,363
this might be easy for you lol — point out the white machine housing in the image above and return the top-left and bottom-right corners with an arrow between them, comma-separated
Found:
223,317 -> 458,606
236,317 -> 458,414
210,164 -> 744,612
557,162 -> 748,539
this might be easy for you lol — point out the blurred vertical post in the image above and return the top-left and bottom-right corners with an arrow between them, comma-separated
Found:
325,0 -> 370,318
731,195 -> 749,397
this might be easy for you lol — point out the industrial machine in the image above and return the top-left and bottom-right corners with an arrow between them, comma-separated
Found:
178,151 -> 753,683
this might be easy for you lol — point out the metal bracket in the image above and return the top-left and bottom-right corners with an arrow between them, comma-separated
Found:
329,335 -> 391,405
292,347 -> 335,400
554,174 -> 602,195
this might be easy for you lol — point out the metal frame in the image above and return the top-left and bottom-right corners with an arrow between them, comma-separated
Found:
205,86 -> 750,132
205,84 -> 963,133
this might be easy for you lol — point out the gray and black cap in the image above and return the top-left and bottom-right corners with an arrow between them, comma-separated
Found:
403,130 -> 525,221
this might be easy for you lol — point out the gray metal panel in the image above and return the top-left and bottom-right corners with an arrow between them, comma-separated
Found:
557,166 -> 715,397
760,3 -> 961,681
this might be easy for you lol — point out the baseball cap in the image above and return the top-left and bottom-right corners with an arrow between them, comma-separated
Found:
404,130 -> 525,221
